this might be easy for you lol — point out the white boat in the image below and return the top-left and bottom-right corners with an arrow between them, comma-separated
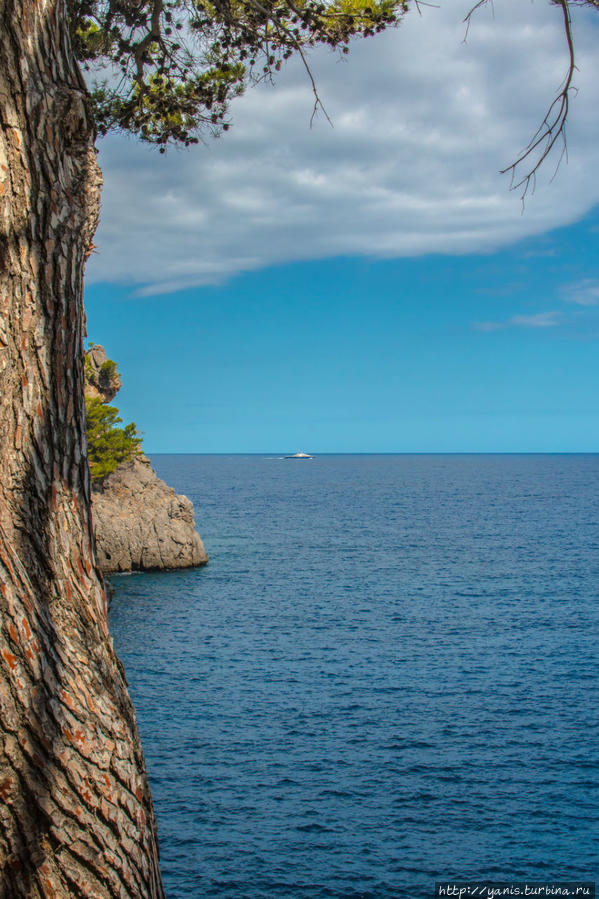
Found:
284,451 -> 314,460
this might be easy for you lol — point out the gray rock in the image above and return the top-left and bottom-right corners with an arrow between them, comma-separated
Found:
92,454 -> 208,573
85,344 -> 122,403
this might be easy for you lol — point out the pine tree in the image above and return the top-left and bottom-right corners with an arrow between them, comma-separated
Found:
86,397 -> 143,482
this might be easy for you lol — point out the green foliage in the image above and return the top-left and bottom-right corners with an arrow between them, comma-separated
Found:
68,0 -> 407,149
85,396 -> 143,482
99,359 -> 117,377
84,349 -> 120,394
98,358 -> 119,389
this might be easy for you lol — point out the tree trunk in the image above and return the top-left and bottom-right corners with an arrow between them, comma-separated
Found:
0,1 -> 165,896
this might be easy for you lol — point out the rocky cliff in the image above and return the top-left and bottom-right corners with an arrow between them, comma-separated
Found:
85,342 -> 122,402
86,346 -> 208,573
92,454 -> 208,572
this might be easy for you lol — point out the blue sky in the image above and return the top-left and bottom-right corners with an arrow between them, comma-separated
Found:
86,206 -> 599,452
85,1 -> 599,452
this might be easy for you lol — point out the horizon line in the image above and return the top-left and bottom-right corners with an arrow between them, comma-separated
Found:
145,450 -> 599,456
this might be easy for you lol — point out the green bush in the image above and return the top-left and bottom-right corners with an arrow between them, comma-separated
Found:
99,358 -> 118,384
85,396 -> 142,482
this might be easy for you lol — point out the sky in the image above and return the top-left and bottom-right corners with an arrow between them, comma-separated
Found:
84,0 -> 599,453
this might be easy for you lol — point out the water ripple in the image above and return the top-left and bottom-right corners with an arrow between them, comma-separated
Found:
110,454 -> 599,898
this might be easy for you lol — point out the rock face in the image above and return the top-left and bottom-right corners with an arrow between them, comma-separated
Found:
85,343 -> 122,402
92,454 -> 209,572
85,344 -> 208,573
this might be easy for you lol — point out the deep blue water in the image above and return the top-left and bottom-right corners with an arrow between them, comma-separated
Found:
109,454 -> 599,899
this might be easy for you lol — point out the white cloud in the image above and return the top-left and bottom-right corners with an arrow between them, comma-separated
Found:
475,310 -> 560,331
509,311 -> 560,328
86,0 -> 599,294
561,279 -> 599,306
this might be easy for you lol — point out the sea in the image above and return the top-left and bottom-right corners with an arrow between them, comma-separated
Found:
108,454 -> 599,899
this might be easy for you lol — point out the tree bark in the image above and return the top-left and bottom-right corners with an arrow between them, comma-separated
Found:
0,1 -> 165,895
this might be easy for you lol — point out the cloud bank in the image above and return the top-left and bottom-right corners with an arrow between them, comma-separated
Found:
87,0 -> 599,294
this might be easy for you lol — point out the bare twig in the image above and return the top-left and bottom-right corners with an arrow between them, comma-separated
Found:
465,0 -> 577,202
500,0 -> 576,202
414,1 -> 440,15
245,0 -> 333,126
463,0 -> 493,43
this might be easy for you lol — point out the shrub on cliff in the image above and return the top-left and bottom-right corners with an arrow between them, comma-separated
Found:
85,396 -> 143,482
98,358 -> 119,390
